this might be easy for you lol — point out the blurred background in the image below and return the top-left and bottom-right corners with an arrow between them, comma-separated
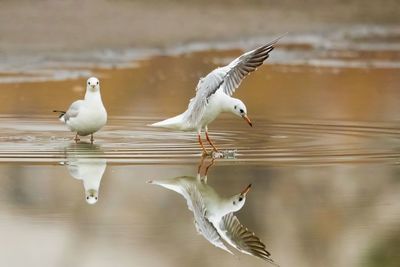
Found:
0,1 -> 400,267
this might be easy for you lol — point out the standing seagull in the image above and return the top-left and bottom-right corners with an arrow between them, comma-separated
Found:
148,159 -> 278,265
150,36 -> 281,155
54,77 -> 107,143
63,143 -> 107,205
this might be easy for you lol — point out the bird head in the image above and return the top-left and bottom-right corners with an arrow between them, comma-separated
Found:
85,189 -> 99,204
230,183 -> 251,212
232,99 -> 252,127
87,77 -> 100,92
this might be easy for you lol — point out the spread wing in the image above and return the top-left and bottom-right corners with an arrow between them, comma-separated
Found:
182,183 -> 232,254
183,69 -> 225,128
218,213 -> 278,265
63,100 -> 83,121
222,37 -> 279,96
183,36 -> 281,128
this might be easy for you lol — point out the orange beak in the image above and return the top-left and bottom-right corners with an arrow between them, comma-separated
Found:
242,115 -> 253,127
240,184 -> 252,195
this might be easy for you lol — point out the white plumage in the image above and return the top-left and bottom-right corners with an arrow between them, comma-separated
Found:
64,143 -> 107,205
55,77 -> 107,143
149,165 -> 277,265
150,36 -> 282,154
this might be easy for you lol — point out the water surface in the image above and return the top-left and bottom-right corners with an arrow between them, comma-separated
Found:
0,29 -> 400,267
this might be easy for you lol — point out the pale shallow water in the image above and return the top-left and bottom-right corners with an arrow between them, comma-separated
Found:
1,29 -> 400,267
1,116 -> 400,165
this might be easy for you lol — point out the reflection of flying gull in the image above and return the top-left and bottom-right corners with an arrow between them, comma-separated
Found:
148,160 -> 277,265
150,36 -> 282,155
54,77 -> 107,143
63,143 -> 107,205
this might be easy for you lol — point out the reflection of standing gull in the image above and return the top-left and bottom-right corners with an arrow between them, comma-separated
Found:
54,77 -> 107,143
150,36 -> 282,155
148,159 -> 277,265
63,143 -> 107,204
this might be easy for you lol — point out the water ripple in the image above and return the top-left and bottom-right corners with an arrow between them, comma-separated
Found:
0,115 -> 399,165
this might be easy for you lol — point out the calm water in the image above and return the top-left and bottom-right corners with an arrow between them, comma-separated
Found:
1,29 -> 400,267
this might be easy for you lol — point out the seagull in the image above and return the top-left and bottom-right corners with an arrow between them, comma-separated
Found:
54,77 -> 107,143
150,36 -> 282,155
63,143 -> 107,205
148,159 -> 278,265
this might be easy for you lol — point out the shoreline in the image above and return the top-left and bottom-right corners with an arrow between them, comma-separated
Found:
0,24 -> 399,83
0,0 -> 399,81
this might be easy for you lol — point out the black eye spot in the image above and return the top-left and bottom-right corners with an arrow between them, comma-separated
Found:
232,201 -> 236,205
240,109 -> 244,113
88,82 -> 90,85
96,81 -> 99,85
239,197 -> 243,201
95,197 -> 98,200
86,196 -> 89,200
234,105 -> 237,110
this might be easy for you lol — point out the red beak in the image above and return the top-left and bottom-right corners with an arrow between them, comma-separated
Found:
242,115 -> 253,127
240,184 -> 252,195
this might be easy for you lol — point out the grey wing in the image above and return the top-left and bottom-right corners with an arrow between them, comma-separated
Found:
183,36 -> 281,127
66,159 -> 82,180
218,213 -> 277,265
222,36 -> 281,96
63,100 -> 83,121
182,183 -> 233,254
183,70 -> 225,128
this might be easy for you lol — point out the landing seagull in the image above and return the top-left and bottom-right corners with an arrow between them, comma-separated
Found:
148,159 -> 278,265
150,36 -> 282,155
54,77 -> 107,143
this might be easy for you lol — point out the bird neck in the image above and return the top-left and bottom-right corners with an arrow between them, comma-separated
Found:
77,160 -> 106,190
84,89 -> 103,104
219,93 -> 236,113
215,195 -> 243,218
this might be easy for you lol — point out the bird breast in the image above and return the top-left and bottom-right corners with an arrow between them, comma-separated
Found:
199,93 -> 226,128
67,104 -> 107,135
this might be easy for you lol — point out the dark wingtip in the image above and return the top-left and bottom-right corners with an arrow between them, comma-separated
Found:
266,33 -> 288,48
273,32 -> 288,43
53,110 -> 66,118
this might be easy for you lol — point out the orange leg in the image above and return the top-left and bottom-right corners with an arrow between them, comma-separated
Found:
204,158 -> 215,176
74,133 -> 80,143
197,154 -> 206,174
198,133 -> 209,156
197,156 -> 214,182
205,130 -> 219,152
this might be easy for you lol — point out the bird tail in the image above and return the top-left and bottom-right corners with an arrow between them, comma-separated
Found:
147,178 -> 185,194
53,110 -> 65,118
53,110 -> 66,122
148,114 -> 185,129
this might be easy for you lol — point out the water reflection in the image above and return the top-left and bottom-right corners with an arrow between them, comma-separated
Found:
62,142 -> 106,204
149,157 -> 277,265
